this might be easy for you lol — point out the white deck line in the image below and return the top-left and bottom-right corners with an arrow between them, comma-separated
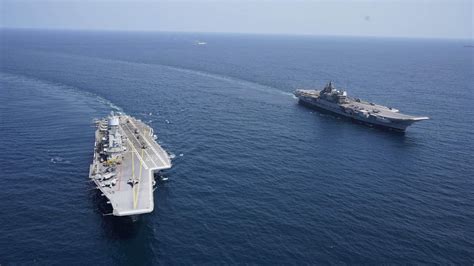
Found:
122,120 -> 165,169
128,118 -> 167,167
120,122 -> 158,169
125,139 -> 149,170
128,118 -> 169,168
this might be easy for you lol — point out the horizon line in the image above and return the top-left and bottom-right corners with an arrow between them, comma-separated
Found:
1,26 -> 472,41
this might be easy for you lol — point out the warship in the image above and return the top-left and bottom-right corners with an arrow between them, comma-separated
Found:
89,112 -> 172,217
294,82 -> 429,131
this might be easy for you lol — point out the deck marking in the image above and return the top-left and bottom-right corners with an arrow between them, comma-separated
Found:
123,122 -> 156,167
125,138 -> 149,170
117,161 -> 122,191
132,148 -> 136,208
133,148 -> 144,209
132,146 -> 135,178
128,119 -> 168,167
121,123 -> 155,169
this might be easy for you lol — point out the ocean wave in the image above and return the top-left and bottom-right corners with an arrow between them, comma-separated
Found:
50,156 -> 71,164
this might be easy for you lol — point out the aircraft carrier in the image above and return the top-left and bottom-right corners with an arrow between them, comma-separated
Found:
294,82 -> 429,131
89,112 -> 172,217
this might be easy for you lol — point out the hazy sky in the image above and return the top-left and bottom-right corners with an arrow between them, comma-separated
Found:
1,0 -> 472,39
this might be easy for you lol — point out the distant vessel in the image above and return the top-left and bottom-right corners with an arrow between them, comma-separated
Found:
195,41 -> 207,45
294,82 -> 429,132
89,112 -> 172,218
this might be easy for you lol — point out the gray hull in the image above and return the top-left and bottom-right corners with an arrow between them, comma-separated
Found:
298,96 -> 419,132
294,83 -> 428,132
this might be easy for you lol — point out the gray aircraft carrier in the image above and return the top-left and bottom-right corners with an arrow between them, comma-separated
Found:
89,112 -> 172,217
294,82 -> 429,131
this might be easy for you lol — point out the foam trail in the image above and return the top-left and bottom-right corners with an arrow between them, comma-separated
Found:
0,72 -> 124,113
159,64 -> 294,98
92,94 -> 123,112
29,51 -> 295,99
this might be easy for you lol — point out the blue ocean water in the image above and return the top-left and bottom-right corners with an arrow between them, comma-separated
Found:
0,29 -> 473,264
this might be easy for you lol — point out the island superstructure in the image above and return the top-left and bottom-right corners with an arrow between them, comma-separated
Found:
294,82 -> 429,131
89,112 -> 172,217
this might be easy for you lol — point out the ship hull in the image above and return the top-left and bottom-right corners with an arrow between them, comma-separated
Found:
298,98 -> 410,132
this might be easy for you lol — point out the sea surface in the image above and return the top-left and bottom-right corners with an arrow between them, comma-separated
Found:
0,29 -> 473,264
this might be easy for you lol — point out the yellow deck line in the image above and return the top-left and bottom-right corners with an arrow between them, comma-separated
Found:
133,148 -> 144,209
121,124 -> 153,169
132,148 -> 136,209
132,146 -> 135,178
127,118 -> 168,167
125,139 -> 149,170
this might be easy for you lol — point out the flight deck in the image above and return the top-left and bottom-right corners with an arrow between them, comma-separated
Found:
89,113 -> 172,217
